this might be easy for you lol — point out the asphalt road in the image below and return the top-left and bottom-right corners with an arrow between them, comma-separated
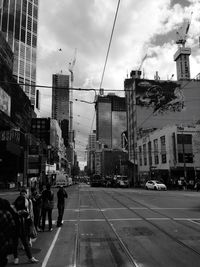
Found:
2,184 -> 200,267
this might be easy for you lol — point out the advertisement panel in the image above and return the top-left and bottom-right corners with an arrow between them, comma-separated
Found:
0,87 -> 11,116
135,79 -> 200,130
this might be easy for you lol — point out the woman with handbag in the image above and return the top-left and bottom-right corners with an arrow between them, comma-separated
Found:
41,183 -> 54,232
13,188 -> 39,265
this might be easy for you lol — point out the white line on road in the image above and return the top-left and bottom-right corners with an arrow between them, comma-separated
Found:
41,227 -> 61,267
64,207 -> 199,211
61,217 -> 200,222
189,219 -> 200,226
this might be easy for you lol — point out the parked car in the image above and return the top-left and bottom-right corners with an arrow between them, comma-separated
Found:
145,180 -> 167,190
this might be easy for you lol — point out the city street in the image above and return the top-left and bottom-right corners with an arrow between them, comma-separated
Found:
2,184 -> 200,267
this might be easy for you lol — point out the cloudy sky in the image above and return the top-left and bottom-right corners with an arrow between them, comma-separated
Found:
37,0 -> 200,169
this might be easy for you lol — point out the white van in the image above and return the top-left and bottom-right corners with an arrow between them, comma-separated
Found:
56,173 -> 68,187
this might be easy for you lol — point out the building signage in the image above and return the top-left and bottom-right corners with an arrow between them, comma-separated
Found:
0,87 -> 11,116
0,130 -> 20,144
95,152 -> 101,175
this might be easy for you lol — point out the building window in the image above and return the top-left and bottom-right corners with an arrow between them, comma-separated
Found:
177,134 -> 193,163
155,155 -> 159,165
161,154 -> 167,164
139,146 -> 142,166
21,28 -> 26,42
153,139 -> 159,165
160,135 -> 166,148
143,144 -> 147,166
27,16 -> 32,31
148,141 -> 152,166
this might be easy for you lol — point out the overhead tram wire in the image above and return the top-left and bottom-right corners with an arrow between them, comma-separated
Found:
89,0 -> 121,134
99,0 -> 121,91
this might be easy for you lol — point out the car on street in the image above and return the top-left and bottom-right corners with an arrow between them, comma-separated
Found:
145,180 -> 167,190
116,176 -> 130,188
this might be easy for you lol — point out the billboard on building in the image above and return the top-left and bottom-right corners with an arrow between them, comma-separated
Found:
0,87 -> 11,116
135,79 -> 183,114
135,79 -> 200,130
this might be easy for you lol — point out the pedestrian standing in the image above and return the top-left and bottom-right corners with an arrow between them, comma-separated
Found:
41,184 -> 54,232
57,186 -> 68,227
13,188 -> 39,264
0,198 -> 16,267
30,187 -> 42,232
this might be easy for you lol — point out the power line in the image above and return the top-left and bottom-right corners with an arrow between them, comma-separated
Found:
99,0 -> 121,91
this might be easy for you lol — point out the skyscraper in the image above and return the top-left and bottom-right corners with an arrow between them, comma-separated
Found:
52,73 -> 70,123
51,73 -> 71,161
0,0 -> 39,106
95,94 -> 126,149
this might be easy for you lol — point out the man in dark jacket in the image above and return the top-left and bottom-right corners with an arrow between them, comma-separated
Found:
57,186 -> 68,227
41,184 -> 54,231
0,198 -> 16,267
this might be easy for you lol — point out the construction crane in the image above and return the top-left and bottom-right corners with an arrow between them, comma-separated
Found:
176,12 -> 193,47
68,48 -> 77,147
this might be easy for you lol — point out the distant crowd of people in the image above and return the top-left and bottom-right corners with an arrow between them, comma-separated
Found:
0,183 -> 68,266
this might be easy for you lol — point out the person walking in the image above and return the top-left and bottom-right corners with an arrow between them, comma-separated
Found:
13,188 -> 39,264
57,186 -> 68,227
0,198 -> 16,267
41,184 -> 54,232
30,187 -> 42,232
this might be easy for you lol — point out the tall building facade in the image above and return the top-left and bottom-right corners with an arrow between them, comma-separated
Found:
52,74 -> 70,123
95,94 -> 126,149
87,130 -> 96,174
51,73 -> 74,171
0,0 -> 39,106
137,125 -> 200,186
174,47 -> 191,80
124,75 -> 200,186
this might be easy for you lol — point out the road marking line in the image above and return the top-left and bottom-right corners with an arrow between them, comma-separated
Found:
61,217 -> 200,222
64,207 -> 198,212
109,218 -> 142,221
189,219 -> 200,226
146,218 -> 170,220
174,218 -> 200,221
79,219 -> 106,222
41,227 -> 61,267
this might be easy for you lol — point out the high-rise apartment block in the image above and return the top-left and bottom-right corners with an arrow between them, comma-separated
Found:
51,73 -> 74,169
174,47 -> 191,80
87,130 -> 96,174
52,74 -> 70,123
0,0 -> 39,106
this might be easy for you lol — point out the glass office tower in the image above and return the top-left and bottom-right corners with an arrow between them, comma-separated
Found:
0,0 -> 38,106
96,94 -> 126,149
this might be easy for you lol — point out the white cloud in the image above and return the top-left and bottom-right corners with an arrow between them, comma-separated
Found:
37,0 -> 200,168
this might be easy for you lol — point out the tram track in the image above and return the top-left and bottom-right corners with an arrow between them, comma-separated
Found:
112,190 -> 200,232
73,186 -> 81,266
101,189 -> 200,258
88,190 -> 140,267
